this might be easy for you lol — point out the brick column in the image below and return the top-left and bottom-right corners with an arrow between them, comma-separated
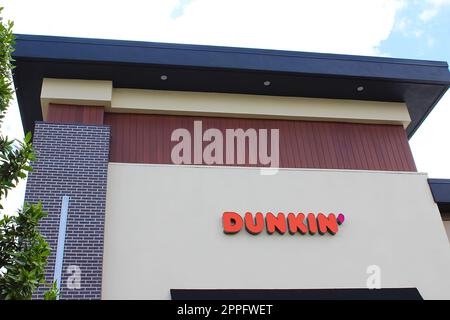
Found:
25,122 -> 110,299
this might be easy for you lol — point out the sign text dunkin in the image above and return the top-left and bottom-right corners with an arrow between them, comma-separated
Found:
223,211 -> 345,236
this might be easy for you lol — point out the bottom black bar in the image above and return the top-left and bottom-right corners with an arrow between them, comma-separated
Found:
0,295 -> 428,319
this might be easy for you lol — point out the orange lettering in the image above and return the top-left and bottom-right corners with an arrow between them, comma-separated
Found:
266,212 -> 287,234
317,213 -> 339,235
245,212 -> 264,235
307,213 -> 318,235
223,212 -> 243,234
287,213 -> 307,235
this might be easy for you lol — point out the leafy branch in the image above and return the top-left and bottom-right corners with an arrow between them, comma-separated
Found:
0,6 -> 58,300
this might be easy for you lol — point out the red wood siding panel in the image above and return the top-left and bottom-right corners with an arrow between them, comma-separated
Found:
104,113 -> 417,171
47,103 -> 104,125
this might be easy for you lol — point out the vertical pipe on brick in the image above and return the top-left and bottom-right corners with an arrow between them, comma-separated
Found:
53,195 -> 70,298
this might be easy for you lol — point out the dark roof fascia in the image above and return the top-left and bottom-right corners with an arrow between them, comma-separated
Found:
12,34 -> 450,137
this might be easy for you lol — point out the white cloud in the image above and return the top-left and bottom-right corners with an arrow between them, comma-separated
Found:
427,0 -> 450,5
420,0 -> 450,22
392,16 -> 424,39
0,94 -> 26,216
2,0 -> 405,56
420,8 -> 438,22
414,29 -> 424,37
394,17 -> 410,31
410,92 -> 450,178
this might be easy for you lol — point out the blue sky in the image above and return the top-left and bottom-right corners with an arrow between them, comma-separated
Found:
380,0 -> 450,62
0,0 -> 450,214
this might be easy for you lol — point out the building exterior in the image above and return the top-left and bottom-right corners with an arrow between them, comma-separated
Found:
12,34 -> 450,300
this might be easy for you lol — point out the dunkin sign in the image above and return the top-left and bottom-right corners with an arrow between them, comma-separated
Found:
223,211 -> 345,236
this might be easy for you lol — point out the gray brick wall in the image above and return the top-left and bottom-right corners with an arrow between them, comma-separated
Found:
25,122 -> 110,299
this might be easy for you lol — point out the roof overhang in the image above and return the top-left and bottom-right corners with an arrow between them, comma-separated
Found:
429,179 -> 450,214
12,34 -> 450,137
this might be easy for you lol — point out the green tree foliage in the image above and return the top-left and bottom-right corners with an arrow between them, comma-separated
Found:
0,203 -> 51,299
0,7 -> 58,300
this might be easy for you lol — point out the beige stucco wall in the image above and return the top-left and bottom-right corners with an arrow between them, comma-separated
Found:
102,164 -> 450,299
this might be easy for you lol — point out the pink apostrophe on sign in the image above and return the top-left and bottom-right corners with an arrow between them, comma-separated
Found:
337,213 -> 345,225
